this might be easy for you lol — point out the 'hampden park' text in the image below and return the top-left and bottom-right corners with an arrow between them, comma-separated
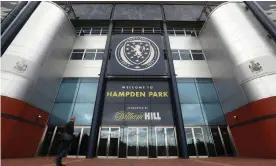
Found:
106,91 -> 168,97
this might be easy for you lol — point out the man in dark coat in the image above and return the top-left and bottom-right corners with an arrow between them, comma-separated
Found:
55,116 -> 76,166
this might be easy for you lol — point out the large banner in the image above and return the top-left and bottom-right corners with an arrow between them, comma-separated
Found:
106,35 -> 167,76
102,81 -> 174,125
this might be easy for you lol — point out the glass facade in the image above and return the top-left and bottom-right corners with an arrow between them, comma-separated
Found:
48,78 -> 99,126
177,78 -> 226,126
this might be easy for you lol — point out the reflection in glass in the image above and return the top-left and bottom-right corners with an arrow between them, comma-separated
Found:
38,126 -> 55,156
193,128 -> 207,156
48,103 -> 74,125
79,128 -> 90,156
109,128 -> 119,156
185,128 -> 196,156
49,127 -> 65,155
55,81 -> 79,102
211,127 -> 225,156
166,128 -> 177,156
201,104 -> 226,125
181,104 -> 205,126
98,128 -> 109,156
177,81 -> 199,103
196,79 -> 219,103
202,126 -> 216,157
220,127 -> 234,156
138,128 -> 148,157
73,103 -> 94,126
148,127 -> 157,158
119,127 -> 127,158
156,128 -> 166,156
128,128 -> 137,157
68,128 -> 82,156
76,83 -> 98,103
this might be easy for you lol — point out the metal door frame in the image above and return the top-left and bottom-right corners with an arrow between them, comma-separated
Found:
185,126 -> 208,158
155,126 -> 178,158
107,127 -> 120,158
67,126 -> 89,158
96,126 -> 120,158
126,127 -> 138,158
47,126 -> 58,155
166,127 -> 179,158
137,127 -> 149,158
77,126 -> 91,158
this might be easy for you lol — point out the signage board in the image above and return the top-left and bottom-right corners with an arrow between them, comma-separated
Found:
106,35 -> 167,76
102,81 -> 174,125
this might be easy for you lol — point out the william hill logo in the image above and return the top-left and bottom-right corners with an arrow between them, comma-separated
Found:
115,112 -> 161,121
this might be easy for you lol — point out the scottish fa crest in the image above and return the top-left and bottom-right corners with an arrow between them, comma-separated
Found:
14,61 -> 28,73
248,60 -> 263,73
115,36 -> 160,71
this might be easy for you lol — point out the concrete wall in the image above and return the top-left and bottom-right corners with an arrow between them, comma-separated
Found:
1,2 -> 76,112
199,2 -> 276,113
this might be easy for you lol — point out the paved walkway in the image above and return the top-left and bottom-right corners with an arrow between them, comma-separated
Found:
1,157 -> 276,166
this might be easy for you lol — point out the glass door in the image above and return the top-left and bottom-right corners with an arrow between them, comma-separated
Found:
166,128 -> 178,157
49,127 -> 65,156
67,127 -> 82,157
210,126 -> 235,157
97,127 -> 109,157
97,127 -> 120,158
138,128 -> 148,158
78,127 -> 90,157
108,127 -> 120,157
155,127 -> 178,158
37,126 -> 56,156
184,127 -> 208,158
156,127 -> 167,157
127,127 -> 138,158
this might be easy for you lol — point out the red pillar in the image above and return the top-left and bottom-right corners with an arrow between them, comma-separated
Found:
1,96 -> 49,158
226,96 -> 276,159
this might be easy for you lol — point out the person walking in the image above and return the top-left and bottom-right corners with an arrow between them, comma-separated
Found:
55,116 -> 76,166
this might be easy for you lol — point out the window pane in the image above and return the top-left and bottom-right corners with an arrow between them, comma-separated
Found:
180,52 -> 192,60
95,53 -> 104,60
102,28 -> 109,34
56,82 -> 79,102
181,104 -> 205,126
201,103 -> 226,125
91,28 -> 101,34
73,103 -> 95,125
84,53 -> 96,60
48,103 -> 74,125
191,50 -> 203,54
133,28 -> 143,33
76,83 -> 98,103
196,81 -> 219,103
71,53 -> 84,60
167,30 -> 175,35
86,49 -> 97,52
81,78 -> 99,83
172,52 -> 180,60
193,54 -> 205,60
185,29 -> 193,36
174,30 -> 185,35
177,82 -> 200,103
97,49 -> 105,53
73,49 -> 85,52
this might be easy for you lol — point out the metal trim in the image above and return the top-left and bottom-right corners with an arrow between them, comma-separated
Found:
35,125 -> 49,156
47,126 -> 57,155
1,113 -> 45,128
76,128 -> 84,157
217,126 -> 227,156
